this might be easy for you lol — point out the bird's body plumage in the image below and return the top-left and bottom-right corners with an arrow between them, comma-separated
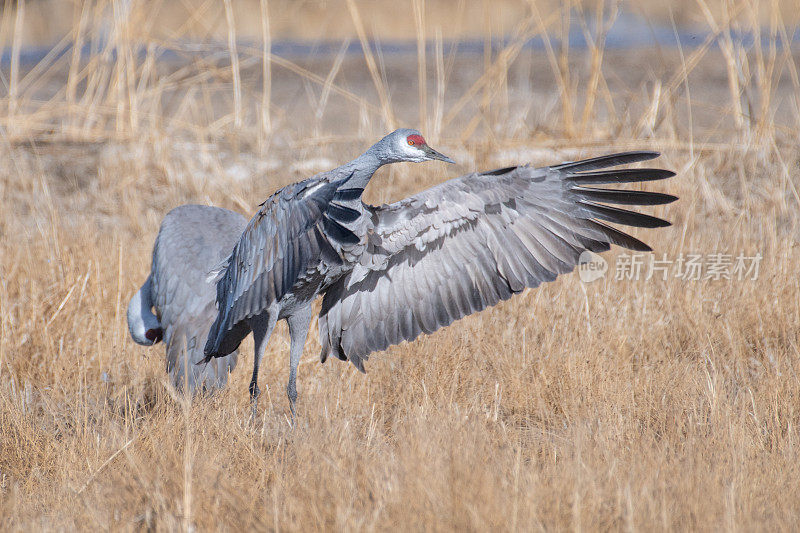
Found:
128,204 -> 247,392
202,130 -> 676,415
203,161 -> 374,357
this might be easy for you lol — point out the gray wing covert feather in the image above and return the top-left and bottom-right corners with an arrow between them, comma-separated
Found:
318,152 -> 677,371
205,179 -> 345,357
151,205 -> 247,391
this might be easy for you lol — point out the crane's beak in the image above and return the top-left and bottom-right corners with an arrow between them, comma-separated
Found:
145,328 -> 163,344
423,145 -> 455,164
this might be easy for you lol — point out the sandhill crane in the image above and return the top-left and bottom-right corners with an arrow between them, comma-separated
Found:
128,204 -> 247,392
203,129 -> 677,416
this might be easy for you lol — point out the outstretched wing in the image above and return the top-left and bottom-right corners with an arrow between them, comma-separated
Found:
204,176 -> 359,357
318,151 -> 677,371
150,205 -> 247,391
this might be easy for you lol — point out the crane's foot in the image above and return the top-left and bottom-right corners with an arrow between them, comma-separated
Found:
287,384 -> 298,427
249,382 -> 261,420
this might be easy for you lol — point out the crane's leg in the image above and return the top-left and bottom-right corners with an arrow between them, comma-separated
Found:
248,310 -> 278,417
286,307 -> 313,422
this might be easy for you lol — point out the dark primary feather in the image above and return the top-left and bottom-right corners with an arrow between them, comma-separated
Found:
551,150 -> 661,171
318,151 -> 677,371
572,187 -> 678,206
565,168 -> 675,185
577,201 -> 671,228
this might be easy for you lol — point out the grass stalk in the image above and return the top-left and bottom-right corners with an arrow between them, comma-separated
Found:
346,0 -> 396,130
260,0 -> 272,139
223,0 -> 242,130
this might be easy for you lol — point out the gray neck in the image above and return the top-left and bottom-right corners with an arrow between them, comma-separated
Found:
127,275 -> 161,346
335,149 -> 384,191
336,134 -> 399,189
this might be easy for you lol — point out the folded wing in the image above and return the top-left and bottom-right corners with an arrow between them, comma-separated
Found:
204,177 -> 352,357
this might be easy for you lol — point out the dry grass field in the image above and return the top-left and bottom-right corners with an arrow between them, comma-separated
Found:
1,0 -> 800,530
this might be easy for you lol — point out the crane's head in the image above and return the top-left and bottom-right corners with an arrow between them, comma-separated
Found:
376,128 -> 455,164
127,280 -> 163,346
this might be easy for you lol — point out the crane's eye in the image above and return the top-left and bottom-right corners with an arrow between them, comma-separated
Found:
406,134 -> 426,146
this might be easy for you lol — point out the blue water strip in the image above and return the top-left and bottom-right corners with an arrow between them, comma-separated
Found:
2,21 -> 798,67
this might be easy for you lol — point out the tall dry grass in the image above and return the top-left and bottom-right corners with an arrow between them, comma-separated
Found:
1,0 -> 800,530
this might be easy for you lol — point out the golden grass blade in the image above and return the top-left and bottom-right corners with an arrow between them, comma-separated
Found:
8,0 -> 24,128
223,0 -> 242,129
76,437 -> 135,495
413,0 -> 427,132
346,0 -> 396,130
441,11 -> 541,132
260,0 -> 271,137
432,27 -> 445,140
315,39 -> 350,127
